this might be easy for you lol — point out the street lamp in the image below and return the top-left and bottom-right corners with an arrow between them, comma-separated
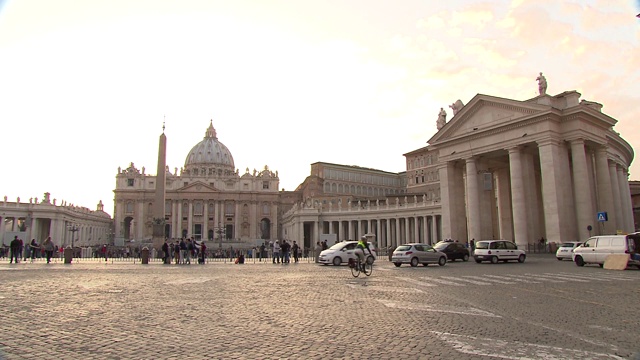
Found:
214,223 -> 226,248
67,223 -> 80,251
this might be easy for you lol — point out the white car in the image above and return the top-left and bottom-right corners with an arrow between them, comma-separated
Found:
319,241 -> 377,266
556,242 -> 582,261
473,240 -> 526,264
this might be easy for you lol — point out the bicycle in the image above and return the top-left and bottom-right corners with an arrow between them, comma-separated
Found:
349,257 -> 373,277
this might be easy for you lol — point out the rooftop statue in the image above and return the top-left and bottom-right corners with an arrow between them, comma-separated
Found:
536,72 -> 547,95
449,99 -> 464,115
437,108 -> 447,130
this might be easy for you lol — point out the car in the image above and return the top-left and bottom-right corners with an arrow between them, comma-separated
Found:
434,241 -> 470,262
572,233 -> 640,268
318,241 -> 377,266
391,243 -> 447,267
555,242 -> 582,261
473,240 -> 526,264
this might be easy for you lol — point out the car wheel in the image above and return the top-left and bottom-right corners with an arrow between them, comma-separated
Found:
366,256 -> 374,265
394,262 -> 402,267
490,256 -> 498,264
556,257 -> 563,261
462,254 -> 469,262
332,257 -> 342,266
475,259 -> 482,263
438,257 -> 446,266
574,256 -> 585,267
518,254 -> 526,263
410,257 -> 419,267
450,258 -> 455,262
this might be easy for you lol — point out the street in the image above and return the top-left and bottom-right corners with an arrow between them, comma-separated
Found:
0,255 -> 638,359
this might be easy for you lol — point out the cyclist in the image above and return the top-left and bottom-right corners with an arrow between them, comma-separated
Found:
354,236 -> 373,268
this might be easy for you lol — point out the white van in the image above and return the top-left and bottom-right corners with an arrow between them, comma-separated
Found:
572,233 -> 640,268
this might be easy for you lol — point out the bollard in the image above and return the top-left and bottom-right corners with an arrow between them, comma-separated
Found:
141,247 -> 149,265
64,247 -> 73,264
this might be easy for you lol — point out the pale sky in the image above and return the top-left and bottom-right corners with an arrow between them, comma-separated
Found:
1,0 -> 639,217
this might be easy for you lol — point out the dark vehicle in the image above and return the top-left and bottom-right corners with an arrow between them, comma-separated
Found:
434,242 -> 470,262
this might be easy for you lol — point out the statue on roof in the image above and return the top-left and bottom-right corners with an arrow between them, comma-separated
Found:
437,108 -> 447,130
536,72 -> 547,95
449,100 -> 464,116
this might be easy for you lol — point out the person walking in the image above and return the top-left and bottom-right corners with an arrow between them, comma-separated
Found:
29,239 -> 39,262
162,240 -> 170,264
101,244 -> 108,262
174,241 -> 181,264
292,241 -> 300,263
42,236 -> 55,264
315,241 -> 322,263
272,240 -> 280,264
10,236 -> 20,263
199,241 -> 207,264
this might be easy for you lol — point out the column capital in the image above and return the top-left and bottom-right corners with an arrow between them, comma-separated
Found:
506,146 -> 521,154
568,138 -> 586,146
536,138 -> 562,147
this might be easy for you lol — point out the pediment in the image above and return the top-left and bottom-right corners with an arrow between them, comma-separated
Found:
176,181 -> 220,192
429,94 -> 550,144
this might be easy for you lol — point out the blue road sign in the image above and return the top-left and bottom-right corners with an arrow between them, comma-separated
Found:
597,212 -> 608,222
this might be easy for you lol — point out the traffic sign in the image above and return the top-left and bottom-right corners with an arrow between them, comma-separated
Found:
597,212 -> 608,222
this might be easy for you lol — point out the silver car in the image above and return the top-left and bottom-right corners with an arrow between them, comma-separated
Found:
391,243 -> 447,267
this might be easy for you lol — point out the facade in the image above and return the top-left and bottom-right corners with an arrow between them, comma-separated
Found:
0,192 -> 112,248
281,88 -> 636,250
113,121 -> 295,248
631,180 -> 640,231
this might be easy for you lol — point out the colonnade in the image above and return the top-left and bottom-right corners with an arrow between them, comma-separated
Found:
440,139 -> 635,248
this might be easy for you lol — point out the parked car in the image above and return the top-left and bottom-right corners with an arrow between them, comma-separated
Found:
473,240 -> 526,264
318,241 -> 377,266
391,243 -> 447,267
434,241 -> 470,262
555,242 -> 582,261
572,233 -> 640,268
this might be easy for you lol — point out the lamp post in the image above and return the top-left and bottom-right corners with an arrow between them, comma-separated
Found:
214,223 -> 226,249
67,223 -> 80,252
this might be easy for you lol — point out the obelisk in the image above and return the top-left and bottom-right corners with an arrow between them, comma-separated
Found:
152,123 -> 167,249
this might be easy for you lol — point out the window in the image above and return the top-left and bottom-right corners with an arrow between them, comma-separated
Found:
127,179 -> 134,186
263,204 -> 270,215
184,182 -> 189,187
263,181 -> 269,189
125,202 -> 134,214
194,202 -> 203,215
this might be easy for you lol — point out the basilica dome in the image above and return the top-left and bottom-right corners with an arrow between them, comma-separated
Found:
184,121 -> 235,176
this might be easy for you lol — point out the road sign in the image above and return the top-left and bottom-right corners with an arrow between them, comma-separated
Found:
597,212 -> 608,222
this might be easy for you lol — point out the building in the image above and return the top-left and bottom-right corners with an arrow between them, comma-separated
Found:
631,180 -> 640,231
0,192 -> 112,248
113,121 -> 296,248
282,87 -> 636,250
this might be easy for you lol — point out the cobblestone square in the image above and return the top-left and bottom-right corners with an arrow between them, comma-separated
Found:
1,255 -> 639,359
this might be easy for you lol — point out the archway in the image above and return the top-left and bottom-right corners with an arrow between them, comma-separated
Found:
123,217 -> 133,239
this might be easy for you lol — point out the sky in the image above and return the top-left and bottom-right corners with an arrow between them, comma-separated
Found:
0,0 -> 639,218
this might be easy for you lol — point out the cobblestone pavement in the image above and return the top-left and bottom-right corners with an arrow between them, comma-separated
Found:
1,255 -> 639,359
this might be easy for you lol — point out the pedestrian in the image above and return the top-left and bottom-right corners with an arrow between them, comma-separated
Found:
162,240 -> 170,264
185,239 -> 193,264
9,236 -> 20,263
174,241 -> 181,264
42,236 -> 55,264
179,238 -> 187,264
29,239 -> 39,262
259,243 -> 265,262
272,240 -> 280,264
101,244 -> 108,261
292,241 -> 299,263
322,240 -> 328,250
315,241 -> 322,263
199,241 -> 207,264
281,240 -> 290,264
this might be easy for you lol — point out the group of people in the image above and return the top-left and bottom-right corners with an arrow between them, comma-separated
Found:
162,238 -> 206,265
269,239 -> 300,264
8,235 -> 57,264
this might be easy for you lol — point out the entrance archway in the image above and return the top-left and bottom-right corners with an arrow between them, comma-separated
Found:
260,218 -> 271,240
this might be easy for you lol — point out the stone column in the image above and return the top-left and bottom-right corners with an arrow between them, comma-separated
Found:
413,217 -> 420,243
187,201 -> 193,238
496,168 -> 513,240
176,201 -> 183,238
538,139 -> 575,243
508,147 -> 529,248
438,162 -> 461,241
608,162 -> 622,232
136,201 -> 144,240
618,168 -> 634,233
395,218 -> 400,245
465,157 -> 481,242
203,201 -> 208,241
0,215 -> 6,244
385,219 -> 391,248
570,139 -> 595,240
376,219 -> 382,247
171,201 -> 178,238
338,221 -> 343,241
595,147 -> 615,234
